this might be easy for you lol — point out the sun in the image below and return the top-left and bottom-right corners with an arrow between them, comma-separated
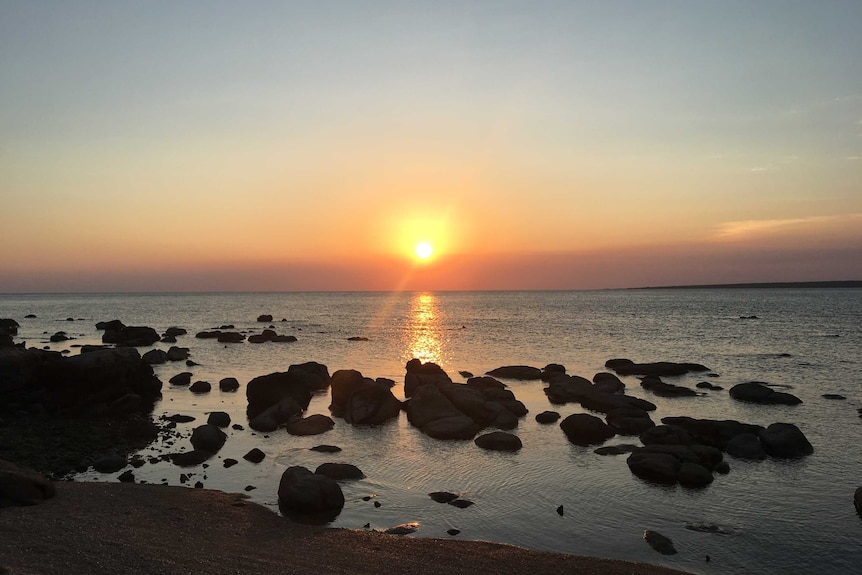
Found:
414,241 -> 433,260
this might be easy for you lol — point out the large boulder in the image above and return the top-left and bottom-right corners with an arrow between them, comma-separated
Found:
661,416 -> 765,449
278,466 -> 344,522
758,423 -> 813,458
579,391 -> 656,414
142,349 -> 167,365
627,444 -> 721,487
639,375 -> 698,397
544,374 -> 593,404
406,384 -> 478,440
0,319 -> 20,336
605,358 -> 709,377
102,326 -> 160,347
314,463 -> 364,480
219,377 -> 240,392
329,370 -> 402,425
640,425 -> 693,446
559,413 -> 615,446
592,372 -> 625,394
486,365 -> 543,381
725,433 -> 767,460
730,382 -> 802,405
0,460 -> 55,507
189,424 -> 227,453
404,359 -> 452,397
606,407 -> 655,435
165,346 -> 190,361
249,397 -> 302,432
247,363 -> 330,417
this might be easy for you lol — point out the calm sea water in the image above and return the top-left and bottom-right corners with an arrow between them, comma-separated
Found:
2,289 -> 861,574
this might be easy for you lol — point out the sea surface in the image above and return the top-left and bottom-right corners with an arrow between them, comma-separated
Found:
2,289 -> 861,574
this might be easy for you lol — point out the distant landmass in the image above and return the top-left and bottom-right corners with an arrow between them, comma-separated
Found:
632,280 -> 862,290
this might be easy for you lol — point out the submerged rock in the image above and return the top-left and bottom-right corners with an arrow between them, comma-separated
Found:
286,414 -> 335,436
474,431 -> 522,451
314,462 -> 364,480
429,491 -> 459,503
729,382 -> 802,405
643,530 -> 677,555
606,358 -> 709,377
559,413 -> 615,446
485,365 -> 543,381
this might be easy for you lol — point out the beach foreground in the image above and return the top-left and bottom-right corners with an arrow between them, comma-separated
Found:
0,481 -> 693,575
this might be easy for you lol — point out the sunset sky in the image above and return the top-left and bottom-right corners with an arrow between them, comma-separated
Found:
2,1 -> 861,291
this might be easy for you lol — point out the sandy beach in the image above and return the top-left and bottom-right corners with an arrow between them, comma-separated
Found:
0,481 -> 692,575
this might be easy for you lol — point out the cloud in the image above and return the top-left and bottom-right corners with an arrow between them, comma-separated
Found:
713,214 -> 862,243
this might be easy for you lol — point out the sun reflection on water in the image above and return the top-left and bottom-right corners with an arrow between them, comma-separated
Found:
406,292 -> 443,365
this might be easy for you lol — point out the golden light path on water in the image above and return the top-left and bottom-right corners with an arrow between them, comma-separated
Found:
406,292 -> 442,365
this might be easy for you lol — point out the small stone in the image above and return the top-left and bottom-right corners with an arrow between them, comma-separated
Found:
374,501 -> 382,508
194,482 -> 204,489
244,485 -> 256,492
243,448 -> 265,463
223,459 -> 239,468
448,499 -> 474,509
556,505 -> 564,516
447,529 -> 461,536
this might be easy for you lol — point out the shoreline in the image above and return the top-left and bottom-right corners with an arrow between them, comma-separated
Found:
0,481 -> 694,575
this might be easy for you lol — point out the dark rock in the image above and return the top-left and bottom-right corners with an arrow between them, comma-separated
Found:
49,332 -> 70,343
118,470 -> 135,483
644,530 -> 677,555
164,414 -> 195,423
678,461 -> 714,487
169,372 -> 193,386
556,505 -> 564,516
758,423 -> 813,458
217,332 -> 245,344
249,397 -> 302,432
447,529 -> 461,536
244,485 -> 256,492
404,359 -> 453,397
207,411 -> 231,428
640,425 -> 693,446
164,327 -> 187,337
458,371 -> 474,379
606,407 -> 655,435
385,523 -> 419,535
0,459 -> 55,506
243,448 -> 265,463
821,394 -> 846,400
592,372 -> 625,394
347,336 -> 369,341
486,365 -> 543,381
725,433 -> 767,460
287,414 -> 335,436
329,369 -> 402,426
315,463 -> 364,480
189,424 -> 227,453
102,326 -> 160,347
606,358 -> 709,377
95,320 -> 125,332
189,381 -> 211,393
429,491 -> 459,503
219,377 -> 240,392
696,381 -> 723,390
186,360 -> 199,367
543,374 -> 593,404
729,382 -> 802,405
639,375 -> 698,397
142,349 -> 167,364
594,444 -> 639,456
278,466 -> 344,521
626,450 -> 680,485
661,416 -> 765,449
535,411 -> 561,424
160,335 -> 177,343
247,363 -> 330,417
257,315 -> 273,322
466,376 -> 506,392
223,459 -> 239,468
541,364 -> 567,381
195,331 -> 222,339
170,450 -> 211,467
232,424 -> 244,430
194,482 -> 204,489
855,487 -> 862,514
93,452 -> 127,473
474,431 -> 522,451
405,384 -> 478,440
559,413 -> 615,446
448,499 -> 474,508
578,390 -> 657,414
310,445 -> 341,453
25,314 -> 37,319
165,346 -> 190,361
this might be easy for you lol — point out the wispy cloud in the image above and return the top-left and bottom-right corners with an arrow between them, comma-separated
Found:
714,214 -> 862,242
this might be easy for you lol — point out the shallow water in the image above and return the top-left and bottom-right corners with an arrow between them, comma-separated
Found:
2,289 -> 861,574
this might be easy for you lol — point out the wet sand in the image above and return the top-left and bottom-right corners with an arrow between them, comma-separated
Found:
0,481 -> 693,575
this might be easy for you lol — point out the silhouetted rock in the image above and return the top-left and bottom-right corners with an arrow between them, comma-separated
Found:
644,530 -> 677,555
640,425 -> 693,446
189,380 -> 211,393
404,359 -> 452,397
247,364 -> 330,417
164,327 -> 187,337
142,349 -> 167,364
543,373 -> 593,404
639,375 -> 698,397
207,411 -> 231,428
429,491 -> 459,503
93,452 -> 127,473
541,364 -> 567,381
310,445 -> 341,453
217,332 -> 245,344
696,381 -> 723,390
219,377 -> 240,392
329,369 -> 402,426
592,372 -> 625,394
257,314 -> 273,322
579,391 -> 657,414
594,444 -> 639,456
0,459 -> 55,506
627,444 -> 722,487
163,414 -> 195,423
49,332 -> 70,343
486,365 -> 543,380
725,433 -> 767,460
169,372 -> 193,386
278,466 -> 344,522
0,319 -> 20,336
406,384 -> 478,440
730,382 -> 802,405
347,336 -> 369,341
758,423 -> 813,458
606,407 -> 655,435
102,326 -> 160,347
315,463 -> 364,480
855,487 -> 862,514
448,499 -> 474,509
286,414 -> 335,436
165,346 -> 190,361
248,397 -> 302,432
189,424 -> 227,453
243,448 -> 265,463
660,416 -> 765,450
559,413 -> 615,446
474,431 -> 522,451
821,393 -> 846,400
606,358 -> 709,377
535,411 -> 561,424
95,320 -> 125,332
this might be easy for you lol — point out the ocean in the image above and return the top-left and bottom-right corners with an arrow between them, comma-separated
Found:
2,289 -> 861,574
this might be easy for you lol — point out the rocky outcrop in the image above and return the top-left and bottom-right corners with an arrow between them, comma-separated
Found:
605,407 -> 655,435
406,384 -> 479,440
474,431 -> 522,451
729,382 -> 802,405
0,319 -> 20,336
0,460 -> 55,506
855,487 -> 862,514
606,358 -> 709,377
725,433 -> 767,460
543,374 -> 593,404
277,466 -> 344,523
219,377 -> 240,392
559,413 -> 615,446
248,397 -> 302,432
165,346 -> 189,361
246,363 -> 331,419
592,372 -> 625,394
206,412 -> 231,428
248,329 -> 297,343
329,369 -> 402,426
189,381 -> 211,393
217,332 -> 245,344
102,326 -> 160,347
660,416 -> 764,450
627,444 -> 723,487
189,425 -> 227,453
142,349 -> 167,364
404,359 -> 452,397
485,365 -> 543,380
